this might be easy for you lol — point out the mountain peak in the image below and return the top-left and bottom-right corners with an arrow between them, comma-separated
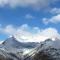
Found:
45,38 -> 52,42
10,36 -> 16,40
2,36 -> 20,47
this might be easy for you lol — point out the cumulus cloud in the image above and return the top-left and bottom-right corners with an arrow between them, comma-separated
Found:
40,28 -> 60,39
0,25 -> 16,36
0,0 -> 59,9
43,14 -> 60,24
0,24 -> 60,42
50,8 -> 60,14
3,25 -> 16,35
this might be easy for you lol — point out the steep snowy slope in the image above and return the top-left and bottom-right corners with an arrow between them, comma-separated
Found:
0,36 -> 39,53
32,38 -> 60,60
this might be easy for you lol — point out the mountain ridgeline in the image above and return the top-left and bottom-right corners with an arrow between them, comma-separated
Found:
0,37 -> 60,60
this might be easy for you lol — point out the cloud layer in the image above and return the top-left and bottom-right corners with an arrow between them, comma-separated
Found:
0,0 -> 59,9
0,24 -> 60,42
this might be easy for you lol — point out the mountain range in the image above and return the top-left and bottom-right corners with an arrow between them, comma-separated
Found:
0,36 -> 60,60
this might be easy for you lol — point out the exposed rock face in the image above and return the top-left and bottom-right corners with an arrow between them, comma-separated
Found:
33,47 -> 59,60
0,55 -> 6,60
33,51 -> 52,60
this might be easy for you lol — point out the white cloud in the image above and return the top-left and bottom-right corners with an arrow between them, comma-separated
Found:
25,14 -> 34,19
3,25 -> 16,35
43,18 -> 49,25
0,24 -> 60,42
43,14 -> 60,24
40,28 -> 60,39
0,0 -> 59,9
50,8 -> 60,14
0,25 -> 16,36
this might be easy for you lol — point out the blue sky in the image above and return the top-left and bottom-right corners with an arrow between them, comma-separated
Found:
0,0 -> 60,42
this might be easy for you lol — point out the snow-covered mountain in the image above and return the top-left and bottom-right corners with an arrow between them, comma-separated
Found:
31,38 -> 60,60
0,37 -> 60,60
0,36 -> 39,60
0,36 -> 39,53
